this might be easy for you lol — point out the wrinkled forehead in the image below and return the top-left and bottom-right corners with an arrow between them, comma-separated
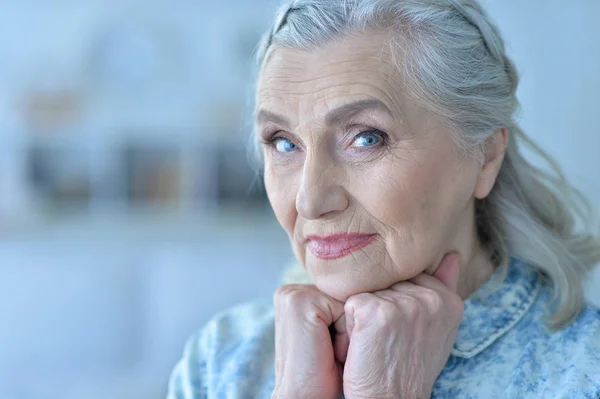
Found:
255,32 -> 407,124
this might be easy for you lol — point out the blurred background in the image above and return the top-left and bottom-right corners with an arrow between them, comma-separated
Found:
0,0 -> 598,398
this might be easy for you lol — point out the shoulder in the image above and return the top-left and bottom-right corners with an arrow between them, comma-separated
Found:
438,284 -> 600,398
504,290 -> 600,397
537,301 -> 600,369
199,299 -> 275,346
525,288 -> 600,352
167,300 -> 276,399
187,299 -> 276,367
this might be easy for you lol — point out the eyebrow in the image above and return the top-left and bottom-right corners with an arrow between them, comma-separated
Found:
256,99 -> 393,128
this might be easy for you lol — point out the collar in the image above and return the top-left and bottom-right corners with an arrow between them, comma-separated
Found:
451,257 -> 541,359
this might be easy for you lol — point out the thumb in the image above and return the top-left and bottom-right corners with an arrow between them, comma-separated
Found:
333,313 -> 349,364
433,252 -> 461,294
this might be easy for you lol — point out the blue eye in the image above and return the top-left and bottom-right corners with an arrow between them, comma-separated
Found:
353,131 -> 384,147
274,138 -> 298,153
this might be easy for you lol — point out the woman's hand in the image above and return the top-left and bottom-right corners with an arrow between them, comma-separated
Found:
337,253 -> 464,399
271,284 -> 346,399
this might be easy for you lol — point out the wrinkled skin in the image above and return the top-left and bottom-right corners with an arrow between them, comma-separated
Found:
273,254 -> 463,398
258,32 -> 507,399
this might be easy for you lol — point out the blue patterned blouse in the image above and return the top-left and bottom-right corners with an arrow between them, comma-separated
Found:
167,258 -> 600,398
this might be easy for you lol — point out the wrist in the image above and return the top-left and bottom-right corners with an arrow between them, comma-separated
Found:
346,387 -> 432,399
272,388 -> 341,399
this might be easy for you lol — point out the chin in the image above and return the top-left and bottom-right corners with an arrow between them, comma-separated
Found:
311,270 -> 393,303
305,252 -> 430,302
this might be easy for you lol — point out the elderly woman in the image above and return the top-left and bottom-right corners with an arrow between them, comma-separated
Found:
168,0 -> 600,398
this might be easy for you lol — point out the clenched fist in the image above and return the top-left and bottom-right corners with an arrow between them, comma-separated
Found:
272,253 -> 464,399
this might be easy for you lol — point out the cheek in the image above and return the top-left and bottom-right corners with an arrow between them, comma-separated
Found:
264,164 -> 299,235
352,150 -> 471,267
355,157 -> 439,227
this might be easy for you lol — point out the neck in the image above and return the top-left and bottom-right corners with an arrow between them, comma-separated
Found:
458,244 -> 495,299
453,199 -> 496,299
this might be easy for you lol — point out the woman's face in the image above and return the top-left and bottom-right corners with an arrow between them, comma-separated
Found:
256,32 -> 489,301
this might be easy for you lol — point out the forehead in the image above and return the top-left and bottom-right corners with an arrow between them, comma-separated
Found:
256,32 -> 405,119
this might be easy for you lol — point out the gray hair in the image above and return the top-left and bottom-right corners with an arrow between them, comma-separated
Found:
253,0 -> 600,328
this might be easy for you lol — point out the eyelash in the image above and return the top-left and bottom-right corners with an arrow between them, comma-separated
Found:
261,129 -> 389,151
352,129 -> 389,148
261,135 -> 288,147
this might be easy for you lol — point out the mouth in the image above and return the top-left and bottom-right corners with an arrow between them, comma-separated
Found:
305,233 -> 378,260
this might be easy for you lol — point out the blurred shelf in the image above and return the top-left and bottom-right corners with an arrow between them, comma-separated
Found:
0,202 -> 280,241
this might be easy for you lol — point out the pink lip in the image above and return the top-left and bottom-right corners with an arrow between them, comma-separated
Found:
306,233 -> 378,260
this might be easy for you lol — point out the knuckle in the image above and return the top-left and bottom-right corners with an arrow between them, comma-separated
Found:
345,292 -> 374,312
377,299 -> 398,318
422,289 -> 444,312
399,295 -> 421,319
274,284 -> 312,307
304,309 -> 322,326
273,285 -> 292,304
284,289 -> 310,306
370,299 -> 398,324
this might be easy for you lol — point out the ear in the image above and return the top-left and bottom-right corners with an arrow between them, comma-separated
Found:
473,128 -> 509,199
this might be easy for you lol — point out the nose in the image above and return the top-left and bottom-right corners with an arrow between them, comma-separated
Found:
295,156 -> 349,220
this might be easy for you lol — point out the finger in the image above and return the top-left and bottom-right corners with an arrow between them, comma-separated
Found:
333,313 -> 349,363
408,253 -> 461,294
344,294 -> 367,341
387,280 -> 421,294
273,284 -> 345,327
432,252 -> 461,294
409,273 -> 447,293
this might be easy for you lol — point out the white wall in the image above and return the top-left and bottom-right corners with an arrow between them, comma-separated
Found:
480,0 -> 600,303
0,217 -> 293,399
